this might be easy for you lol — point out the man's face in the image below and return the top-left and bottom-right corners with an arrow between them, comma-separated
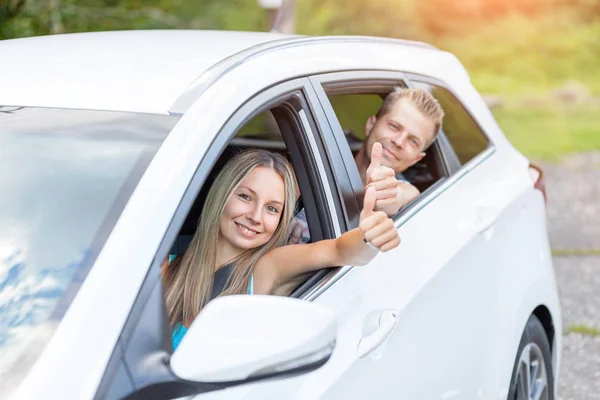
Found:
364,98 -> 436,173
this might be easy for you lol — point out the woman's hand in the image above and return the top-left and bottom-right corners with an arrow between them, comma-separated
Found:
360,186 -> 401,252
256,187 -> 401,294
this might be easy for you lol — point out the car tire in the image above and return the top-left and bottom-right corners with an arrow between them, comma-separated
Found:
507,315 -> 554,400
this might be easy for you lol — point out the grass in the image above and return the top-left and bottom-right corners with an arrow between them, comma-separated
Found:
552,249 -> 600,257
446,14 -> 600,162
448,12 -> 600,96
568,324 -> 600,337
492,105 -> 600,162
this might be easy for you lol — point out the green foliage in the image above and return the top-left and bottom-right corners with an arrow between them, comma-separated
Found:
553,248 -> 600,256
328,94 -> 383,139
2,0 -> 599,160
416,0 -> 557,37
568,324 -> 600,337
494,104 -> 600,161
438,11 -> 600,95
301,1 -> 600,160
0,0 -> 265,39
297,0 -> 418,38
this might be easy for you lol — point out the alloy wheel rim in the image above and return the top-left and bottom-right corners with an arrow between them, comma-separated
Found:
514,342 -> 549,400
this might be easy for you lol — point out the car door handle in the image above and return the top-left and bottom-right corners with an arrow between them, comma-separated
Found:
475,206 -> 499,235
357,310 -> 398,358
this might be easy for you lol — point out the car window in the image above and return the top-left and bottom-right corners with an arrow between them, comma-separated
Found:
328,93 -> 383,144
411,81 -> 490,165
323,89 -> 448,195
170,106 -> 318,254
231,110 -> 285,151
236,110 -> 282,140
170,110 -> 289,251
0,107 -> 178,397
162,91 -> 342,327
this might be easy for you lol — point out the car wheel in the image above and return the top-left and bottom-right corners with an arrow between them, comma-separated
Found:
507,315 -> 554,400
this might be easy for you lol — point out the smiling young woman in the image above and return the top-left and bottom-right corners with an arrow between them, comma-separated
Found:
161,149 -> 400,349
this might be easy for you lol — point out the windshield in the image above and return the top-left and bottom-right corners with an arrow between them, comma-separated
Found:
0,106 -> 178,396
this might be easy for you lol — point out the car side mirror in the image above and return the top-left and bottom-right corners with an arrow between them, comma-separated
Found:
169,295 -> 336,383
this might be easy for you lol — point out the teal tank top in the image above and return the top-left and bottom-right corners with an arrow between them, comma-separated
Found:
171,266 -> 253,350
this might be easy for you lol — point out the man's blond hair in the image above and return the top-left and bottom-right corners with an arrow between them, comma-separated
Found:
376,87 -> 444,149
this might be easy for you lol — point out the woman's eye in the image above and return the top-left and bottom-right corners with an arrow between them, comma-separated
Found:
238,193 -> 251,201
267,206 -> 279,213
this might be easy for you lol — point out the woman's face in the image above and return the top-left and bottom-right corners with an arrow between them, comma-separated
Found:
219,166 -> 286,254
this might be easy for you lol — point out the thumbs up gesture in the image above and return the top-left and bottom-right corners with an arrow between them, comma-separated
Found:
366,141 -> 384,176
359,186 -> 401,252
365,142 -> 403,216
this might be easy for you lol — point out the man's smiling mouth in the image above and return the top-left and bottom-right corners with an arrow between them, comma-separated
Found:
383,146 -> 399,160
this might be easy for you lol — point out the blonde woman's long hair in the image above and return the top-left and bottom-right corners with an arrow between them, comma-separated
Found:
162,149 -> 298,327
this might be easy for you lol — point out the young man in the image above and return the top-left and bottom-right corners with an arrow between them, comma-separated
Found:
354,87 -> 445,216
288,87 -> 444,244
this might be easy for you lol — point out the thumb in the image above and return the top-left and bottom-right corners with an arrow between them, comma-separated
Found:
369,142 -> 383,170
361,186 -> 376,218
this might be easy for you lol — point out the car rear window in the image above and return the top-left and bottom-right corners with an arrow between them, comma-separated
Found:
0,106 -> 178,397
410,82 -> 490,165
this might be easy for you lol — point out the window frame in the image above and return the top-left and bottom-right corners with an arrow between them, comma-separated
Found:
308,70 -> 455,225
155,78 -> 350,276
309,71 -> 410,224
405,73 -> 495,174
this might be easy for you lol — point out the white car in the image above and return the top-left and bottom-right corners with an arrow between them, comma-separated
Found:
0,30 -> 561,400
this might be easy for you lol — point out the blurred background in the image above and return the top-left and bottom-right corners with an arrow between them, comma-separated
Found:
1,1 -> 599,398
1,0 -> 599,161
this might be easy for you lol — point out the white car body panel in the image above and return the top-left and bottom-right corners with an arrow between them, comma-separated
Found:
0,30 -> 294,114
1,30 -> 561,400
190,38 -> 560,400
192,153 -> 559,400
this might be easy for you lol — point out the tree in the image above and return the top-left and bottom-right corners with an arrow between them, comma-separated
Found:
0,0 -> 27,29
0,0 -> 266,40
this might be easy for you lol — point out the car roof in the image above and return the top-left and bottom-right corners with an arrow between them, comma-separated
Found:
0,30 -> 296,114
0,30 -> 437,114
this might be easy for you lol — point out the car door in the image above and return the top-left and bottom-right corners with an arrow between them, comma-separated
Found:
203,71 -> 510,400
174,79 -> 397,399
300,71 -> 512,399
89,76 -> 346,399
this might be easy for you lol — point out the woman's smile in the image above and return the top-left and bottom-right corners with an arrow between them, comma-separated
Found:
235,222 -> 261,238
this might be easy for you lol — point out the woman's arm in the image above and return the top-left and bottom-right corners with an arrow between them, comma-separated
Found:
254,187 -> 400,294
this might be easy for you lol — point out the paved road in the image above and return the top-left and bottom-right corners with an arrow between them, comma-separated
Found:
538,153 -> 600,399
541,152 -> 600,250
554,256 -> 600,400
